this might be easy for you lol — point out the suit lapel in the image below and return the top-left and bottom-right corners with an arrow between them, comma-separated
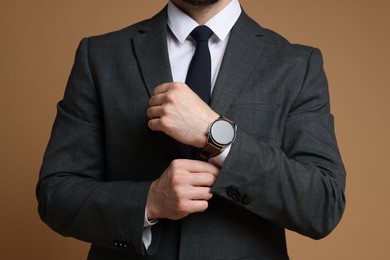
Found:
133,7 -> 192,159
133,8 -> 173,96
210,12 -> 266,115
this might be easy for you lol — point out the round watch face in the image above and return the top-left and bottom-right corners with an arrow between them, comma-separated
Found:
210,119 -> 235,145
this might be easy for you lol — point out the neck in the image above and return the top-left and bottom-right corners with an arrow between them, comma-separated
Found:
171,0 -> 232,25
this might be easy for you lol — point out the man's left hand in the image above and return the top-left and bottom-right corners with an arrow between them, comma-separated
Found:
147,82 -> 219,148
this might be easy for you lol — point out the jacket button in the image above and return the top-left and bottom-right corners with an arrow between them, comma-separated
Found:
226,186 -> 241,200
239,194 -> 252,205
226,186 -> 252,205
114,241 -> 130,250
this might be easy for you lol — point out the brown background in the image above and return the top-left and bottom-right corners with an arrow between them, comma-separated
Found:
1,0 -> 389,259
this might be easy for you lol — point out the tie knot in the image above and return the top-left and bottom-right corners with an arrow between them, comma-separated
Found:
190,25 -> 214,43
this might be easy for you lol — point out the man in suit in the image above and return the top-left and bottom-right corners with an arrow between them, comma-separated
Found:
37,0 -> 346,259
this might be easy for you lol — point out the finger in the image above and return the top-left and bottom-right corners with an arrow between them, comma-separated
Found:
189,187 -> 213,200
170,159 -> 220,176
154,83 -> 171,95
174,185 -> 212,200
188,160 -> 220,177
148,118 -> 162,132
187,200 -> 209,214
189,172 -> 216,187
146,106 -> 162,119
149,93 -> 165,107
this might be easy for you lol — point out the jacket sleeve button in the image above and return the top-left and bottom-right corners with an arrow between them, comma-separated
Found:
226,186 -> 241,201
240,194 -> 252,205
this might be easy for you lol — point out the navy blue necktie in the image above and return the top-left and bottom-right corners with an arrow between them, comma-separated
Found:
186,26 -> 214,104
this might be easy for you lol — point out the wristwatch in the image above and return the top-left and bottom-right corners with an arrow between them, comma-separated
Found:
200,115 -> 237,159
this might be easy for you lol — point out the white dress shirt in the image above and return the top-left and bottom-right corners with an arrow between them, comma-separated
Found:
143,0 -> 242,250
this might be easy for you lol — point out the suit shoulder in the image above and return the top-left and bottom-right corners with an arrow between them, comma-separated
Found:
81,7 -> 167,47
83,18 -> 151,47
262,27 -> 316,60
241,12 -> 317,61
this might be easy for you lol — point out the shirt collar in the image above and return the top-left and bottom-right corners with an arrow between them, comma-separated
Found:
167,0 -> 242,43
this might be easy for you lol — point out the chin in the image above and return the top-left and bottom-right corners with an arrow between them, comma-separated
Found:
181,0 -> 220,7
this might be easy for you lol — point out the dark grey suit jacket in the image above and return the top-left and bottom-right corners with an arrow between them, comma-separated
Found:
37,6 -> 346,260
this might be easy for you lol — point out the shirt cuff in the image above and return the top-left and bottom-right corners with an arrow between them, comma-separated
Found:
208,144 -> 231,167
143,208 -> 158,250
142,226 -> 153,250
144,208 -> 158,227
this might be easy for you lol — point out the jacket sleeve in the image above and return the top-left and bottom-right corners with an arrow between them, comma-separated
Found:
36,38 -> 151,255
211,48 -> 346,239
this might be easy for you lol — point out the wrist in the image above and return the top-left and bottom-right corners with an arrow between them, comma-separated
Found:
146,182 -> 159,219
146,205 -> 157,220
194,112 -> 219,148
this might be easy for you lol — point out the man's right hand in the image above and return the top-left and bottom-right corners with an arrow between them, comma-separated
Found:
146,159 -> 220,220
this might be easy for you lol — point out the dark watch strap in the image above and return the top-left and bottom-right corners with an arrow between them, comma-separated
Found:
199,141 -> 224,160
